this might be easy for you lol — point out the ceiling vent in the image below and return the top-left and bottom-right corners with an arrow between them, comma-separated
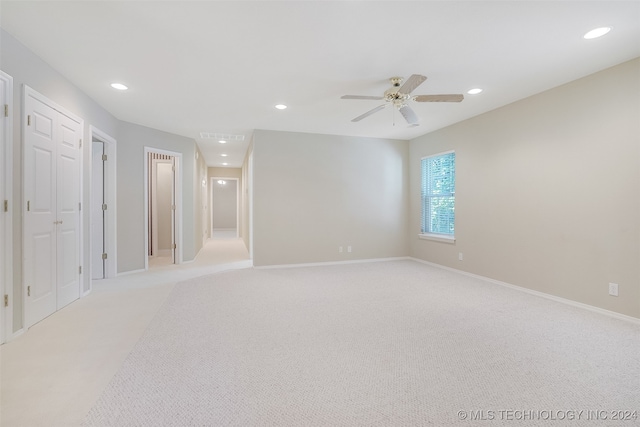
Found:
199,132 -> 245,141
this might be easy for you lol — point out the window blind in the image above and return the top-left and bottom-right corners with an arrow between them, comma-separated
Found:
421,152 -> 455,235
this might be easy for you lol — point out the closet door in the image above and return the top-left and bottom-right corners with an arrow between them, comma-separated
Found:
23,94 -> 58,327
23,88 -> 82,328
56,113 -> 81,308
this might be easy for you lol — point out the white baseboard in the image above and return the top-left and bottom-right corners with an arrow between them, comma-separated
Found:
409,257 -> 640,325
254,256 -> 410,270
4,327 -> 24,344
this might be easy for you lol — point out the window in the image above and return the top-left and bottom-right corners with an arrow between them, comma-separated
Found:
421,151 -> 455,238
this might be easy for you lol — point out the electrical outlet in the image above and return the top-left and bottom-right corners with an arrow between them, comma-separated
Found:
339,246 -> 343,253
347,246 -> 352,253
458,252 -> 463,261
608,283 -> 619,297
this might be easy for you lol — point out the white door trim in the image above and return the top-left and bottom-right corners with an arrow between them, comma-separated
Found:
210,177 -> 240,239
143,147 -> 183,270
248,151 -> 254,260
0,70 -> 14,343
89,126 -> 117,287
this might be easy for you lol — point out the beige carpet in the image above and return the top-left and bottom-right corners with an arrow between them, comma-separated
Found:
83,260 -> 640,426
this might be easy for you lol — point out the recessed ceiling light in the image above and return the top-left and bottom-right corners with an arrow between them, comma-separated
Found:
222,162 -> 228,166
221,154 -> 228,157
467,88 -> 483,95
584,27 -> 611,39
275,104 -> 287,110
110,83 -> 128,90
218,140 -> 227,144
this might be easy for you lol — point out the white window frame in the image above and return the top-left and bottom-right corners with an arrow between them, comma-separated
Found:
419,150 -> 456,243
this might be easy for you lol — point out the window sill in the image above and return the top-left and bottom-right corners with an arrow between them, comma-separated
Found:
418,233 -> 456,244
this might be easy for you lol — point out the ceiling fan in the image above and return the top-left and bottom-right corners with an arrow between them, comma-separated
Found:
341,74 -> 463,126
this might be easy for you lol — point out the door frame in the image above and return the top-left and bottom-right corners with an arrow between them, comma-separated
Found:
143,147 -> 183,269
89,126 -> 117,287
210,177 -> 240,239
0,70 -> 14,344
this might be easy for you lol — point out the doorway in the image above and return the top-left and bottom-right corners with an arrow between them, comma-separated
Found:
211,177 -> 239,239
144,148 -> 182,269
89,127 -> 116,284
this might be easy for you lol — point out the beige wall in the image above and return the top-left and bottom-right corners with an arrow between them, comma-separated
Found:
253,130 -> 409,266
212,180 -> 238,229
410,58 -> 640,318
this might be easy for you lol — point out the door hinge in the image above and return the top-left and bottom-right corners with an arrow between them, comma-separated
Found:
27,200 -> 30,211
79,202 -> 82,211
4,294 -> 8,307
4,104 -> 8,117
102,253 -> 107,260
3,200 -> 7,212
173,243 -> 177,249
27,115 -> 31,126
79,138 -> 82,148
102,203 -> 107,211
79,266 -> 82,275
171,204 -> 176,211
102,154 -> 108,161
27,286 -> 31,297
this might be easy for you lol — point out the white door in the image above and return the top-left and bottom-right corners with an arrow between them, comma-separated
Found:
56,113 -> 81,308
23,88 -> 82,328
91,140 -> 104,279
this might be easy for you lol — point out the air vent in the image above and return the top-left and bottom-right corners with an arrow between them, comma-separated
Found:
199,132 -> 245,141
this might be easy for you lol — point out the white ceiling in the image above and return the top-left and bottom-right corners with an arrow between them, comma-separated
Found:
2,1 -> 639,167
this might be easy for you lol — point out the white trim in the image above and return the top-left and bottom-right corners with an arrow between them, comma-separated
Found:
254,256 -> 410,270
89,126 -> 117,285
420,149 -> 455,161
143,147 -> 183,270
248,151 -> 254,260
418,233 -> 456,243
0,70 -> 13,344
210,177 -> 240,239
409,257 -> 640,325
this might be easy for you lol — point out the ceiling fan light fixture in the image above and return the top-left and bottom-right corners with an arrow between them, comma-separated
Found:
584,27 -> 611,39
467,88 -> 483,95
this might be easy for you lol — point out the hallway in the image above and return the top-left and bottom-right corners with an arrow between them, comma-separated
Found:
0,238 -> 251,427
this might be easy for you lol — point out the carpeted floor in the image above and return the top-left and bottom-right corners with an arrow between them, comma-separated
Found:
83,260 -> 640,426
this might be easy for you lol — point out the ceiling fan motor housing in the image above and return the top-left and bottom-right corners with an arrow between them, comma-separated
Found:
390,76 -> 403,87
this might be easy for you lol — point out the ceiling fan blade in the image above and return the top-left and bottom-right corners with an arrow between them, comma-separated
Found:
352,104 -> 386,122
341,95 -> 384,100
399,105 -> 419,125
398,74 -> 427,95
414,94 -> 464,102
